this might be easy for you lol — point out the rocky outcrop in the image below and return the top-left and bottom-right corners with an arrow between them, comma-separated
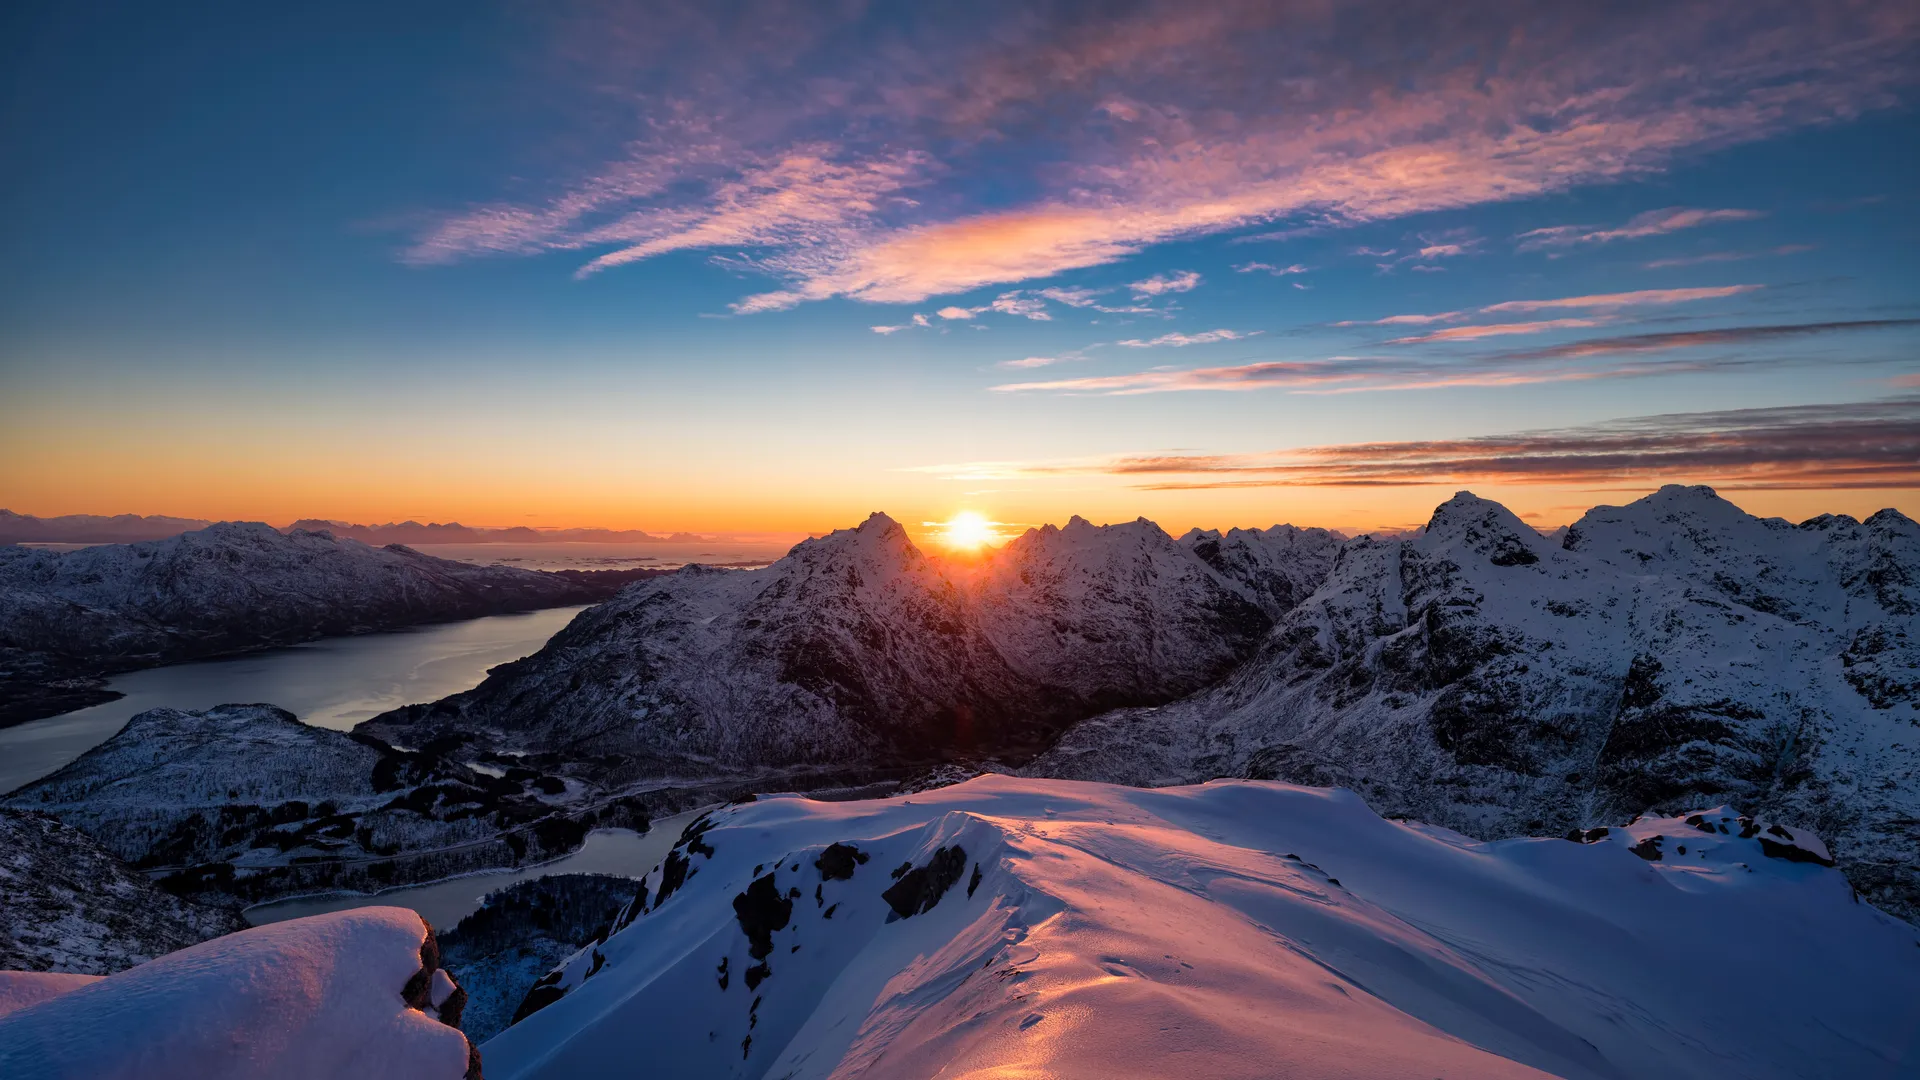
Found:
0,809 -> 244,975
0,523 -> 661,726
1030,487 -> 1920,920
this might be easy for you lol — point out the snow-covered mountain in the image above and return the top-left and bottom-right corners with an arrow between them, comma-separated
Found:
2,705 -> 630,906
0,808 -> 244,974
361,512 -> 1311,787
478,775 -> 1917,1079
1032,486 -> 1920,920
0,522 -> 649,726
0,907 -> 482,1079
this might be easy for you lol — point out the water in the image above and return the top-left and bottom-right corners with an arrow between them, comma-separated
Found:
0,606 -> 588,794
244,808 -> 708,930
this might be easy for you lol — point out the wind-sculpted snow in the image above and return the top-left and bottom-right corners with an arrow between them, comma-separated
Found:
480,775 -> 1917,1080
0,809 -> 244,975
0,521 -> 639,725
0,907 -> 481,1079
1032,486 -> 1920,920
3,705 -> 624,906
363,512 -> 1304,785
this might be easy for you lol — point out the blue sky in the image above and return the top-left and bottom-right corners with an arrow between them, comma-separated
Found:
2,1 -> 1916,536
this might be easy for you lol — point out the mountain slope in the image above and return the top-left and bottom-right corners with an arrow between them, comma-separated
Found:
361,513 -> 1300,787
0,522 -> 647,725
479,775 -> 1918,1080
2,705 -> 629,906
1031,486 -> 1920,919
0,809 -> 244,975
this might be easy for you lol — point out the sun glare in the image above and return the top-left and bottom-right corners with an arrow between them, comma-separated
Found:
939,511 -> 996,550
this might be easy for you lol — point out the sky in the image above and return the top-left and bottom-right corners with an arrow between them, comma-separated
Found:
2,0 -> 1917,540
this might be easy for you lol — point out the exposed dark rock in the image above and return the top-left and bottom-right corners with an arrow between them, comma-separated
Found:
732,873 -> 794,960
882,846 -> 969,919
815,841 -> 869,880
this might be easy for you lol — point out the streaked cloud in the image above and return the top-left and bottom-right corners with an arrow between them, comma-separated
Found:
408,3 -> 1920,309
1492,318 -> 1920,362
937,306 -> 979,320
1643,245 -> 1814,269
1235,262 -> 1309,276
912,398 -> 1920,491
1480,285 -> 1762,313
1352,284 -> 1763,328
1117,329 -> 1259,348
992,318 -> 1920,395
1516,207 -> 1765,252
1385,318 -> 1607,344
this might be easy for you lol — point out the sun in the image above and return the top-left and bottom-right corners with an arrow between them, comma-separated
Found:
939,511 -> 997,551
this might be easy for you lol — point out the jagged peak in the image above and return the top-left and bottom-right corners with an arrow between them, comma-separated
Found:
1419,492 -> 1546,566
1866,507 -> 1919,534
779,511 -> 920,570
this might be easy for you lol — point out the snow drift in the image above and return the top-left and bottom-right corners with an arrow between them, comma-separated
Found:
0,907 -> 480,1079
480,775 -> 1918,1080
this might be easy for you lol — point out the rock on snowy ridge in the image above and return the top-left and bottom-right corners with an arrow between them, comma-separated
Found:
1031,486 -> 1920,920
359,512 -> 1335,787
0,907 -> 482,1079
480,774 -> 1917,1080
0,521 -> 655,726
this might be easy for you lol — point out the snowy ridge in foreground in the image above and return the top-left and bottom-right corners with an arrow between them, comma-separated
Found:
0,907 -> 480,1079
484,776 -> 1917,1080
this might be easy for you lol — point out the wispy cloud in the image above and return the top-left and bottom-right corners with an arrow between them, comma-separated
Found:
1129,271 -> 1202,298
409,4 -> 1919,309
1385,318 -> 1608,344
1643,245 -> 1814,269
1491,318 -> 1920,362
1352,284 -> 1763,327
1117,329 -> 1259,348
1480,285 -> 1763,313
1037,286 -> 1105,308
997,347 -> 1096,369
989,292 -> 1051,320
912,398 -> 1920,491
992,318 -> 1920,395
937,306 -> 978,319
1516,207 -> 1765,253
1235,261 -> 1309,276
1336,312 -> 1468,327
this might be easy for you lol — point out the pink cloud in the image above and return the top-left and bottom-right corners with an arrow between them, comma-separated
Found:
1516,207 -> 1766,252
991,319 -> 1920,395
913,399 -> 1920,491
408,3 -> 1920,310
1128,270 -> 1202,297
1385,318 -> 1608,344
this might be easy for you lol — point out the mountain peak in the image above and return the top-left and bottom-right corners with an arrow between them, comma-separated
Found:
1420,492 -> 1545,566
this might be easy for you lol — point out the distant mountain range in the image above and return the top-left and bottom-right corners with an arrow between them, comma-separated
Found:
0,510 -> 714,546
0,523 -> 665,726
